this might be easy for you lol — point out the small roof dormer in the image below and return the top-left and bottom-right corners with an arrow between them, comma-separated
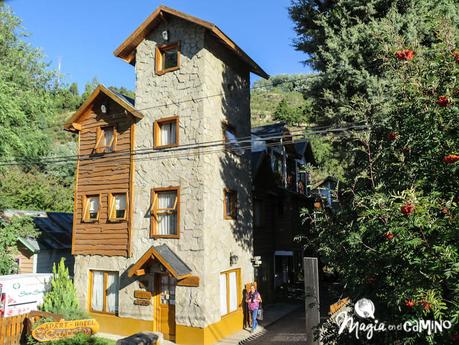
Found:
113,5 -> 269,79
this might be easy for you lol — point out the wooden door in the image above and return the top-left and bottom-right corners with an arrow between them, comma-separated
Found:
155,274 -> 176,341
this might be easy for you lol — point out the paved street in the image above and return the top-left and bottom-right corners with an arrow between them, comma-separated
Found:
244,308 -> 307,344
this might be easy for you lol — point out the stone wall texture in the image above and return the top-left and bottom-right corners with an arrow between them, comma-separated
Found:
74,16 -> 254,330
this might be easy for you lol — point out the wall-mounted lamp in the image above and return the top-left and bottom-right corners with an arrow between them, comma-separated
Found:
162,30 -> 169,42
230,252 -> 239,266
100,104 -> 107,114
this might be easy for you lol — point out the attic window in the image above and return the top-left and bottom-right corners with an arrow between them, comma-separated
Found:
155,42 -> 180,75
95,126 -> 117,153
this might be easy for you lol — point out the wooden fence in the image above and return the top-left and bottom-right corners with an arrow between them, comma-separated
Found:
0,314 -> 29,345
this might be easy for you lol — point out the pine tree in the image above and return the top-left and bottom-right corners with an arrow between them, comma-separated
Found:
290,1 -> 459,343
42,258 -> 82,320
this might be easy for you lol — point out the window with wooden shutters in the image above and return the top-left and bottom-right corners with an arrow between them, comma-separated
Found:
90,270 -> 119,314
154,117 -> 179,148
151,187 -> 180,238
95,126 -> 116,153
83,195 -> 100,222
220,269 -> 240,316
224,189 -> 237,220
155,42 -> 181,75
108,193 -> 128,221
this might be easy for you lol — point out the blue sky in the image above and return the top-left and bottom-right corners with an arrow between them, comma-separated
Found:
8,0 -> 311,92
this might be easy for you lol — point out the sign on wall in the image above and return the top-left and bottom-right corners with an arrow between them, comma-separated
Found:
31,319 -> 99,342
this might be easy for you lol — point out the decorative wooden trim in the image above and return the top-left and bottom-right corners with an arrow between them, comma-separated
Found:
108,191 -> 129,222
177,276 -> 200,287
135,269 -> 146,277
64,84 -> 143,132
89,270 -> 119,315
134,290 -> 152,299
220,268 -> 241,316
155,42 -> 181,76
112,5 -> 269,78
223,188 -> 237,220
71,134 -> 81,256
95,125 -> 117,154
82,194 -> 101,223
150,187 -> 180,238
128,122 -> 135,258
127,246 -> 191,280
153,116 -> 179,149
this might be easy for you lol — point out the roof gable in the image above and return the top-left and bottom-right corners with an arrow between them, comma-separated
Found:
64,84 -> 143,132
113,5 -> 269,79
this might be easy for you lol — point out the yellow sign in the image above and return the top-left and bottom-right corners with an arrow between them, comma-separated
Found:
32,319 -> 99,342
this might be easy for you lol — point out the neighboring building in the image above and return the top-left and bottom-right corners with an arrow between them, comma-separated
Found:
64,6 -> 268,345
312,176 -> 340,209
251,123 -> 315,303
1,210 -> 74,275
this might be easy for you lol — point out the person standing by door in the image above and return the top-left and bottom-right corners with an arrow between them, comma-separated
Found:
246,284 -> 262,333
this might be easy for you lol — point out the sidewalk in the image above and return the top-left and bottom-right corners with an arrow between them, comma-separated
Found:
215,303 -> 302,345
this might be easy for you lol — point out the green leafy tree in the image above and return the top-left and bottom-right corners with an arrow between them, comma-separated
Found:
42,258 -> 83,320
0,216 -> 37,274
0,167 -> 74,212
0,5 -> 57,162
273,98 -> 311,126
291,0 -> 459,343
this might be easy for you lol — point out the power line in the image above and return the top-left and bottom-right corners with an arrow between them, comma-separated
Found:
47,74 -> 317,131
0,123 -> 368,167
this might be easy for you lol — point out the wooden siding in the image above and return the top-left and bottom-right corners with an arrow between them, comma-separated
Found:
72,96 -> 135,257
16,245 -> 34,274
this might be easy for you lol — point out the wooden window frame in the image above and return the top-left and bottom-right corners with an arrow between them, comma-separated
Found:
154,116 -> 179,149
95,126 -> 117,154
223,188 -> 237,220
150,187 -> 180,239
108,192 -> 129,222
89,270 -> 119,315
82,194 -> 101,223
155,42 -> 181,75
220,268 -> 241,317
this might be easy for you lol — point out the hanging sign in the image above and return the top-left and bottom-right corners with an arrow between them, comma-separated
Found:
31,319 -> 99,342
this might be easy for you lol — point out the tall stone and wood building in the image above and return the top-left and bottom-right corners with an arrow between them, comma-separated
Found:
64,6 -> 268,345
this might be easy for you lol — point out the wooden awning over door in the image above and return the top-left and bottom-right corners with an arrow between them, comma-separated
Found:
128,244 -> 199,287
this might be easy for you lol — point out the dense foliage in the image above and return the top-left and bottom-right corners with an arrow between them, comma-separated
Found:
0,216 -> 37,274
291,0 -> 459,343
41,258 -> 84,320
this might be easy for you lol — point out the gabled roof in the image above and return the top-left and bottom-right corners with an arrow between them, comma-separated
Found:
128,244 -> 192,280
251,122 -> 288,140
64,84 -> 143,132
113,5 -> 269,79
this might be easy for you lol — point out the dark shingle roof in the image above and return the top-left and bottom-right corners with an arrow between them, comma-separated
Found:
154,244 -> 192,278
1,210 -> 73,252
111,91 -> 135,107
251,122 -> 287,139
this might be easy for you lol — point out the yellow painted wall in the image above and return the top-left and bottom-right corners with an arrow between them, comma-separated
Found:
90,312 -> 153,336
176,309 -> 244,345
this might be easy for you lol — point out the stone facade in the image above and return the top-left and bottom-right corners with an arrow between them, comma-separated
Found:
73,13 -> 255,340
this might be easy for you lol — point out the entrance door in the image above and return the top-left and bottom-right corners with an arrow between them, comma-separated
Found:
155,274 -> 176,341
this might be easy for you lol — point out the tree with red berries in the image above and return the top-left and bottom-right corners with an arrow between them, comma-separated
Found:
291,0 -> 459,343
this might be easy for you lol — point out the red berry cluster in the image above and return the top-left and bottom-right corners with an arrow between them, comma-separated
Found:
395,49 -> 415,61
387,131 -> 398,141
443,154 -> 459,164
405,299 -> 415,308
421,300 -> 431,311
437,96 -> 450,107
384,232 -> 395,240
401,203 -> 415,216
453,51 -> 459,63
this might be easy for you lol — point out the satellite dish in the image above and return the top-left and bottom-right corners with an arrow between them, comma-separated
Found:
101,104 -> 107,114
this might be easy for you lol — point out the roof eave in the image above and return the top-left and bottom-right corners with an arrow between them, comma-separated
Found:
113,5 -> 269,79
63,84 -> 143,132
